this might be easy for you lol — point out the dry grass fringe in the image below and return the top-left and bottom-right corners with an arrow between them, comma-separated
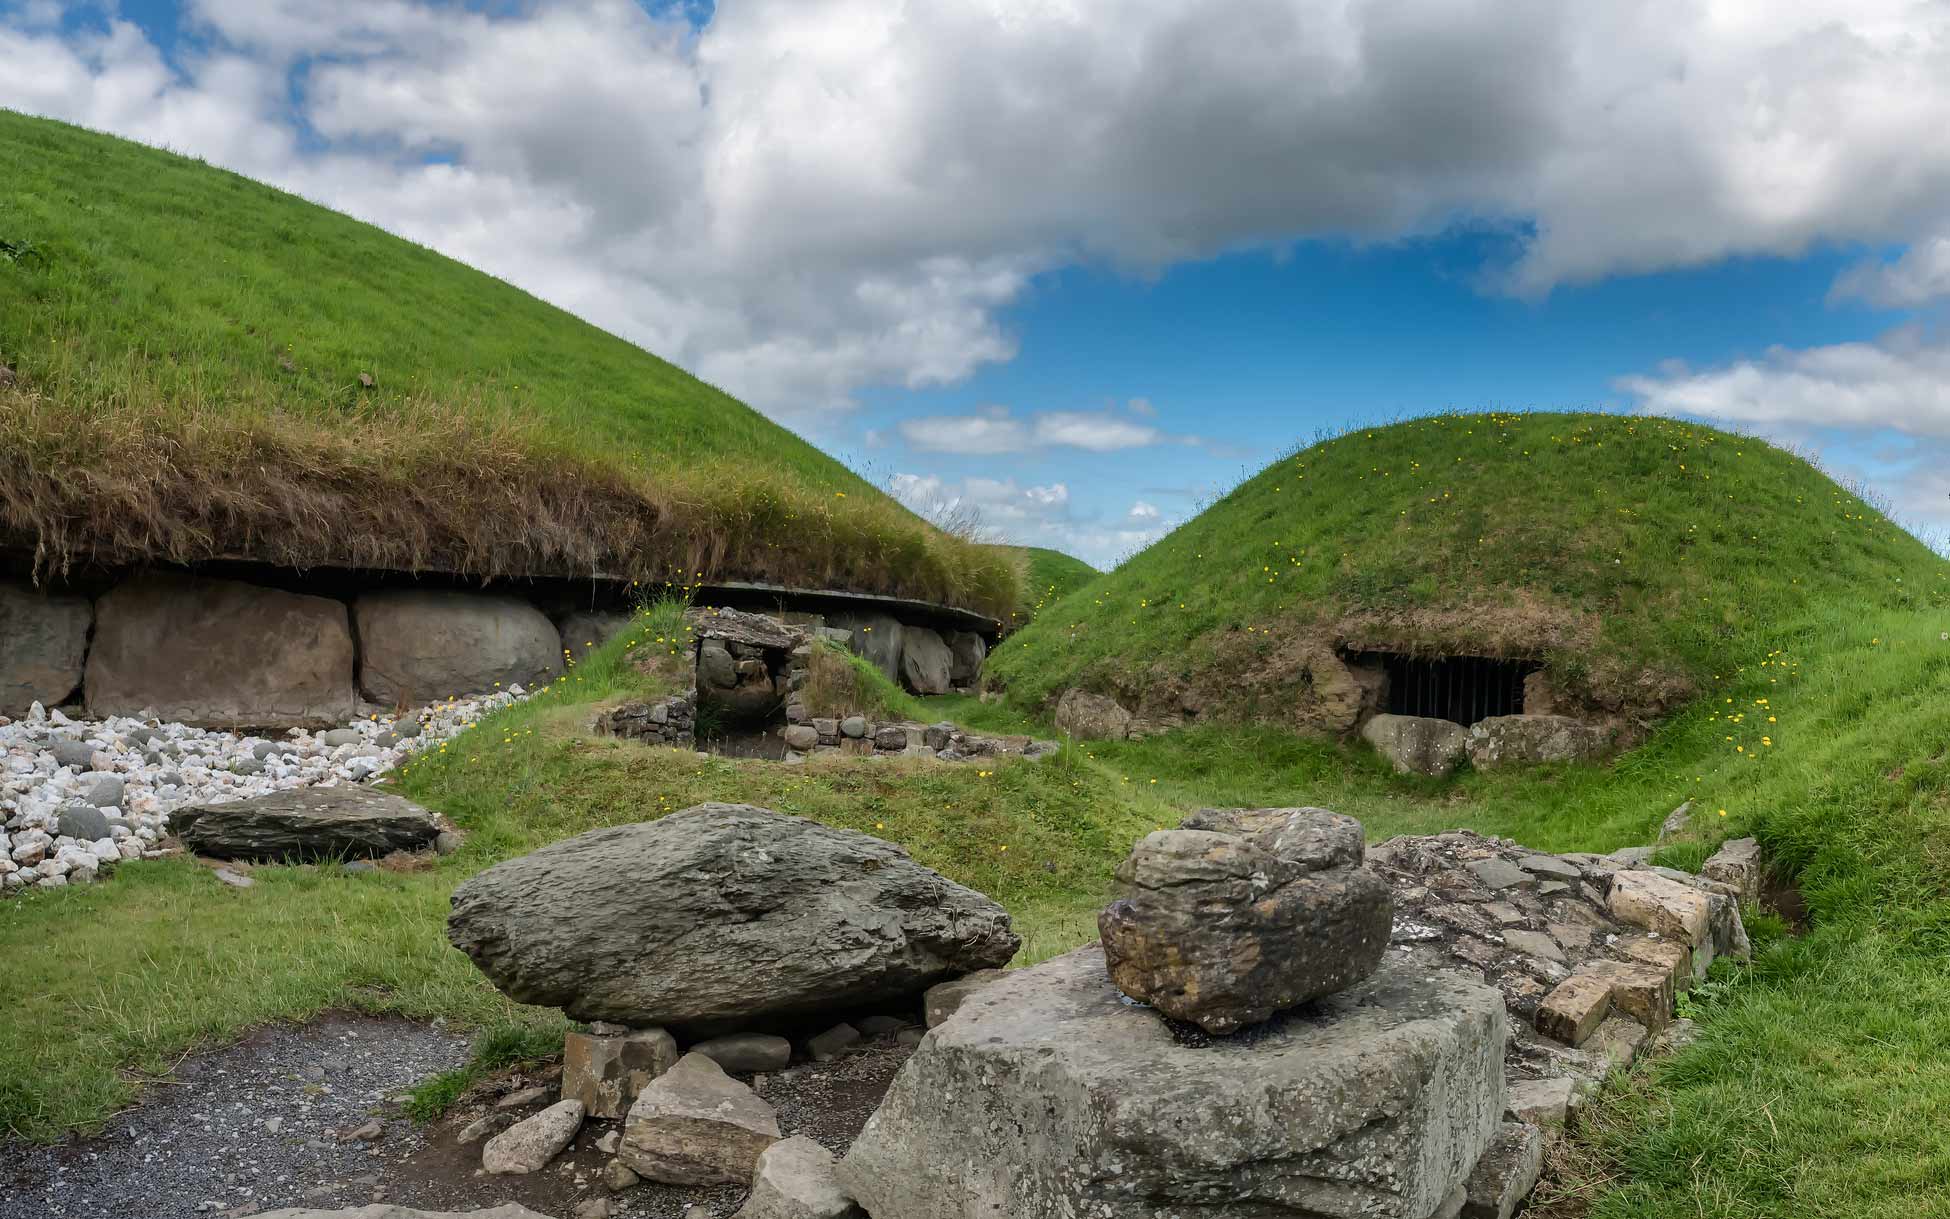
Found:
0,387 -> 1024,619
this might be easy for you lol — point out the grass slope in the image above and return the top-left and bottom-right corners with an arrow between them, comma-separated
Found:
0,111 -> 1017,615
1004,546 -> 1101,628
988,412 -> 1946,718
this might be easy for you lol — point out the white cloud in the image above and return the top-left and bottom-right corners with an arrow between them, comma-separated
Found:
12,1 -> 1950,419
1128,500 -> 1161,520
889,471 -> 1171,566
1617,329 -> 1950,440
1832,237 -> 1950,308
896,405 -> 1195,453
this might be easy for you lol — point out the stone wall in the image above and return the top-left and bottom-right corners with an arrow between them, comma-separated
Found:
0,574 -> 991,729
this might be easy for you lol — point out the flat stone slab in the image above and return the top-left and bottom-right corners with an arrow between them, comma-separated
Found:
173,786 -> 442,862
839,947 -> 1506,1219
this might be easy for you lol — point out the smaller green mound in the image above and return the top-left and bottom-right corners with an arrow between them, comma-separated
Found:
989,412 -> 1950,730
999,546 -> 1101,629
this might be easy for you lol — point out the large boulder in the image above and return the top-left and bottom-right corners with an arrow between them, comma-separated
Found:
85,574 -> 356,727
1362,713 -> 1470,777
898,627 -> 954,696
446,804 -> 1021,1036
1099,808 -> 1392,1033
0,582 -> 91,714
1053,688 -> 1133,741
173,787 -> 442,862
838,947 -> 1507,1219
355,590 -> 562,705
828,612 -> 904,682
1464,715 -> 1611,770
946,631 -> 986,686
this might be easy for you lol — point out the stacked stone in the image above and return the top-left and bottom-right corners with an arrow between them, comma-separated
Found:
595,694 -> 696,748
840,809 -> 1533,1219
789,716 -> 1056,764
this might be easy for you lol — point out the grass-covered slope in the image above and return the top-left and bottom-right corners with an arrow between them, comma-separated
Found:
0,111 -> 1018,616
999,545 -> 1101,629
988,412 -> 1948,722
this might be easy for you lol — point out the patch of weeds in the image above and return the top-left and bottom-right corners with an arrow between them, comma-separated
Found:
1650,840 -> 1711,872
402,1020 -> 564,1123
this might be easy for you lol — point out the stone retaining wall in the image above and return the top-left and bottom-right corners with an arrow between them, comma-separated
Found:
0,574 -> 990,729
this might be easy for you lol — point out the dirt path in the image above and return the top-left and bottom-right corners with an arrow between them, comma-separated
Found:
1,1015 -> 911,1219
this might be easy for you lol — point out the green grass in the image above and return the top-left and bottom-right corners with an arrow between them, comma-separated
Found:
998,545 -> 1101,630
987,412 -> 1947,717
0,110 -> 1019,615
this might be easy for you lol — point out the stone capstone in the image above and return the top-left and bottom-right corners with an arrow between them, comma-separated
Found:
838,947 -> 1507,1219
562,1026 -> 680,1119
446,804 -> 1021,1037
1362,714 -> 1471,777
619,1052 -> 782,1186
0,582 -> 91,715
482,1099 -> 584,1174
733,1135 -> 867,1219
355,590 -> 563,706
1099,807 -> 1392,1033
898,626 -> 954,696
1464,715 -> 1612,770
85,573 -> 357,728
1053,687 -> 1133,741
173,786 -> 442,862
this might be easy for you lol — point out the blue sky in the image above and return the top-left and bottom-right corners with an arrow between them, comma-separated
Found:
8,1 -> 1950,565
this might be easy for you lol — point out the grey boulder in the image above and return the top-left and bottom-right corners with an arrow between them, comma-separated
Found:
1053,688 -> 1133,741
838,947 -> 1506,1219
54,804 -> 111,843
1099,808 -> 1392,1033
354,590 -> 562,706
946,630 -> 986,686
898,627 -> 954,696
0,582 -> 91,715
173,786 -> 442,862
690,1033 -> 792,1073
1464,715 -> 1611,770
619,1052 -> 781,1185
1362,714 -> 1470,777
735,1135 -> 865,1219
828,613 -> 904,683
446,804 -> 1020,1036
85,573 -> 356,728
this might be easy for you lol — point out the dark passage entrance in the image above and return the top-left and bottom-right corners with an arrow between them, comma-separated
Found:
1358,653 -> 1538,726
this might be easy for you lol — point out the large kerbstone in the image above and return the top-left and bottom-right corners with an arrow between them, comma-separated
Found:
1464,715 -> 1610,770
0,582 -> 91,714
1362,714 -> 1470,777
1099,808 -> 1392,1034
172,787 -> 442,862
355,590 -> 563,706
839,947 -> 1507,1219
1053,688 -> 1133,741
85,574 -> 356,728
446,804 -> 1021,1036
946,631 -> 986,686
828,612 -> 904,683
898,626 -> 954,696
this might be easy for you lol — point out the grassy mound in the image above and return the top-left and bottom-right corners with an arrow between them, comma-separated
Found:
0,111 -> 1018,617
988,412 -> 1947,726
1001,546 -> 1101,629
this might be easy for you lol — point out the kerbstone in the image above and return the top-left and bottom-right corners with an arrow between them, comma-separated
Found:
0,582 -> 91,715
355,590 -> 562,705
1361,713 -> 1470,777
86,573 -> 356,728
838,947 -> 1506,1219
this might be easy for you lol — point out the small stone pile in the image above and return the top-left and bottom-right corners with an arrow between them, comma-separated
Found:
783,716 -> 1057,764
840,809 -> 1528,1219
1,688 -> 526,895
1369,829 -> 1756,1126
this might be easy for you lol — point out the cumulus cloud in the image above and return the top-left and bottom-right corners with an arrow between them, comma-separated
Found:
889,471 -> 1171,566
897,405 -> 1195,453
1128,500 -> 1161,520
1832,238 -> 1950,309
11,1 -> 1950,418
1617,329 -> 1950,440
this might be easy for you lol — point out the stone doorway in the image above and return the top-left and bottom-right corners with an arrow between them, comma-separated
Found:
1352,652 -> 1539,727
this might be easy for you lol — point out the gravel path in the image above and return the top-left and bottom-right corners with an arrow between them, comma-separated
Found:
0,1015 -> 470,1219
1,1015 -> 913,1219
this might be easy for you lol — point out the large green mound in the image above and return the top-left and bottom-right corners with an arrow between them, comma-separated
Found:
997,545 -> 1101,629
988,412 -> 1948,728
0,111 -> 1018,617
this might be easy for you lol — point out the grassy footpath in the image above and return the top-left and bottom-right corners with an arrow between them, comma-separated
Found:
0,110 -> 1018,614
2,602 -> 1946,1216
